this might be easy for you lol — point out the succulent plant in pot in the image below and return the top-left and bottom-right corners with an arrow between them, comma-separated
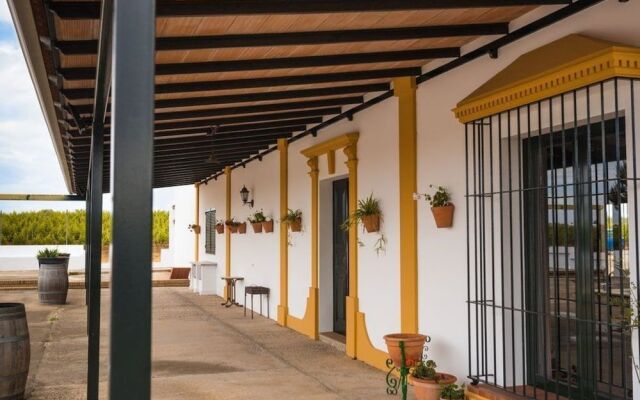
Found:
424,185 -> 454,228
342,193 -> 382,233
282,209 -> 302,232
409,359 -> 456,400
248,210 -> 266,233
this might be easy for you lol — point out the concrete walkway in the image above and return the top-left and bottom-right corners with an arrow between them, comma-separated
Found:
0,288 -> 413,399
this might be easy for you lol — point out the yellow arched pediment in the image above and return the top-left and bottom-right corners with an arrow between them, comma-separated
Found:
453,34 -> 640,123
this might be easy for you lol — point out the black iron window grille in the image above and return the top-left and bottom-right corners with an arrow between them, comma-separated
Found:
205,209 -> 216,255
465,78 -> 640,400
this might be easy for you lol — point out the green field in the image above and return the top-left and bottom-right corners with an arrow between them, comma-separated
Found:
0,210 -> 169,246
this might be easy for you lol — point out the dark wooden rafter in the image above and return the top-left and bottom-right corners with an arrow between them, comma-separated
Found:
89,97 -> 363,123
60,48 -> 458,80
55,23 -> 509,55
62,67 -> 421,100
50,0 -> 571,19
74,83 -> 389,114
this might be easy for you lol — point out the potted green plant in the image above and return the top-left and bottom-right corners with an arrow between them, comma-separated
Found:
409,359 -> 456,400
424,185 -> 454,228
248,210 -> 266,233
439,383 -> 465,400
215,219 -> 225,234
282,209 -> 302,232
262,217 -> 274,233
225,218 -> 238,233
36,248 -> 70,304
342,193 -> 382,233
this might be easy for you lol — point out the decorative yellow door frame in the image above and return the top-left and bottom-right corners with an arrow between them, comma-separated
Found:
194,183 -> 200,262
277,139 -> 289,326
287,132 -> 387,370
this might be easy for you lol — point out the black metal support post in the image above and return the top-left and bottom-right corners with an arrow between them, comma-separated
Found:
109,1 -> 156,399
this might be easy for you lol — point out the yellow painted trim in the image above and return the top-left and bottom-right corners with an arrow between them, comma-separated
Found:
277,139 -> 289,326
224,167 -> 231,299
394,77 -> 419,334
464,389 -> 489,400
300,132 -> 359,158
327,150 -> 336,174
308,157 -> 320,289
454,46 -> 640,123
356,309 -> 391,370
286,287 -> 318,340
344,142 -> 359,357
194,183 -> 200,262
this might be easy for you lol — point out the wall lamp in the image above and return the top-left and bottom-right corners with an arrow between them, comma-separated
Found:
240,185 -> 254,208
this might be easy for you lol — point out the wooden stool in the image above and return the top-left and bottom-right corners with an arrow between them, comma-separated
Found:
244,286 -> 270,319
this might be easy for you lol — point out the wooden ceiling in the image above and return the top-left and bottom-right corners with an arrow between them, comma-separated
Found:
31,0 -> 573,193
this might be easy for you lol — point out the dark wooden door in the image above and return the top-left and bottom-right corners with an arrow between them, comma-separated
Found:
332,178 -> 349,335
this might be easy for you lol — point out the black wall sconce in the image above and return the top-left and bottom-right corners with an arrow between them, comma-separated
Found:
240,185 -> 254,208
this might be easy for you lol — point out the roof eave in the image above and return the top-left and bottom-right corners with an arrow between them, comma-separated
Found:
8,0 -> 75,194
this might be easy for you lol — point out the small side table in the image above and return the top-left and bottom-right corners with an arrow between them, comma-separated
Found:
221,276 -> 244,307
244,286 -> 270,319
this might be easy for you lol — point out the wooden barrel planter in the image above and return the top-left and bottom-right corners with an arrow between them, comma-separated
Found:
0,303 -> 30,400
37,257 -> 69,305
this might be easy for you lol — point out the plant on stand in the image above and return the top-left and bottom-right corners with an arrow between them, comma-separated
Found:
409,359 -> 456,400
248,210 -> 266,233
419,185 -> 454,228
36,248 -> 70,305
282,209 -> 302,232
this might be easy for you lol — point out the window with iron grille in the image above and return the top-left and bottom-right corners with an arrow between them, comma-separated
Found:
205,210 -> 215,255
465,78 -> 639,399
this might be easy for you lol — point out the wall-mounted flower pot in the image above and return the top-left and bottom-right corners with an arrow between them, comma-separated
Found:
431,204 -> 454,228
362,215 -> 380,233
228,224 -> 238,233
251,222 -> 263,233
262,220 -> 274,233
408,373 -> 456,400
215,224 -> 224,234
238,222 -> 247,234
383,333 -> 427,368
289,217 -> 302,232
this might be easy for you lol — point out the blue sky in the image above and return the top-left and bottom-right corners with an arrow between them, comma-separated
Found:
0,3 -> 179,212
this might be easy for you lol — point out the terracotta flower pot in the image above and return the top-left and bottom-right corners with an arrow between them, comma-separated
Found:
362,214 -> 380,233
289,217 -> 302,232
262,220 -> 274,233
238,222 -> 247,234
251,222 -> 263,233
383,333 -> 427,367
409,373 -> 456,400
215,224 -> 224,234
431,204 -> 454,228
228,224 -> 238,233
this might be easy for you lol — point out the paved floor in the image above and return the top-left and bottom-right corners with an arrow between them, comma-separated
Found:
0,288 -> 413,399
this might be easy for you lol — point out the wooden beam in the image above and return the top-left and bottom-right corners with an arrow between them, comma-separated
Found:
51,1 -> 571,19
55,23 -> 509,55
60,48 -> 458,80
73,84 -> 388,114
62,67 -> 421,100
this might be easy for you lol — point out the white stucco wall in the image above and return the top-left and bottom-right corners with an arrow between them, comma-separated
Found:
176,0 -> 640,393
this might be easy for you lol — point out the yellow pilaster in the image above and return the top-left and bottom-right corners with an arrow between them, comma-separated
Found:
224,167 -> 232,299
344,142 -> 359,358
308,157 -> 319,289
277,139 -> 289,326
394,77 -> 418,334
194,183 -> 200,262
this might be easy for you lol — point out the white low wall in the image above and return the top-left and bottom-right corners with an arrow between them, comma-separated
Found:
0,245 -> 85,271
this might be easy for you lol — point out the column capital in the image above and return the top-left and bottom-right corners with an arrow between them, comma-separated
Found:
224,166 -> 231,176
343,143 -> 358,164
393,76 -> 416,97
307,156 -> 319,176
